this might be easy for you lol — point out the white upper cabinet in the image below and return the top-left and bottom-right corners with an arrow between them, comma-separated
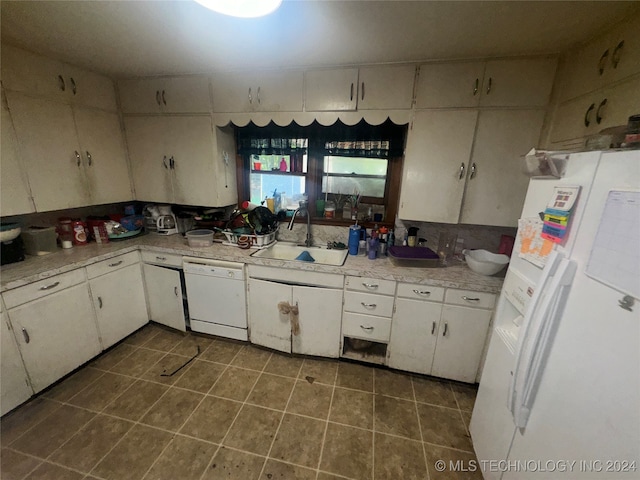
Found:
118,76 -> 211,114
399,110 -> 478,224
356,65 -> 416,110
212,70 -> 303,113
416,57 -> 557,109
1,95 -> 35,216
557,15 -> 640,102
1,45 -> 117,111
416,62 -> 486,108
305,68 -> 359,111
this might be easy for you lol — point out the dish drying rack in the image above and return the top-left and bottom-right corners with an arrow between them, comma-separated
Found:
221,226 -> 278,249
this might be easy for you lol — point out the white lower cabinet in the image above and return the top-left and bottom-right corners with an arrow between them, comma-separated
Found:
89,256 -> 148,349
1,307 -> 33,415
142,263 -> 186,332
6,281 -> 101,393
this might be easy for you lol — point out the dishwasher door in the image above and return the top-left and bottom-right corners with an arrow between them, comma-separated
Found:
183,257 -> 248,340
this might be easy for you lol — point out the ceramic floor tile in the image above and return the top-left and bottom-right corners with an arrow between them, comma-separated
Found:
140,328 -> 186,352
263,353 -> 303,378
140,353 -> 193,385
170,334 -> 214,357
102,380 -> 168,421
140,388 -> 203,431
67,372 -> 134,412
230,346 -> 272,371
298,358 -> 338,385
180,396 -> 242,443
200,340 -> 243,364
42,367 -> 104,402
417,403 -> 473,452
90,343 -> 137,370
11,405 -> 95,459
223,404 -> 282,456
91,424 -> 173,480
424,444 -> 483,480
0,448 -> 42,480
203,446 -> 265,480
247,373 -> 295,410
413,377 -> 457,408
269,413 -> 326,468
317,473 -> 351,480
0,398 -> 62,446
451,383 -> 477,412
24,462 -> 84,480
374,395 -> 421,440
109,348 -> 165,378
461,411 -> 472,433
143,435 -> 217,480
329,387 -> 373,429
209,367 -> 259,402
174,360 -> 225,393
49,414 -> 133,473
124,324 -> 162,346
374,369 -> 414,400
320,423 -> 373,480
286,379 -> 333,419
374,432 -> 427,480
261,459 -> 316,480
336,362 -> 374,392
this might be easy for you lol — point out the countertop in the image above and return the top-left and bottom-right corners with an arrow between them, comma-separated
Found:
0,234 -> 505,294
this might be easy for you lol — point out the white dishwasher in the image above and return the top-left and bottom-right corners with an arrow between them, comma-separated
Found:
183,257 -> 248,341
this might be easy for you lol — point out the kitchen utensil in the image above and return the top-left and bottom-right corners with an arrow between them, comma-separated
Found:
463,249 -> 509,275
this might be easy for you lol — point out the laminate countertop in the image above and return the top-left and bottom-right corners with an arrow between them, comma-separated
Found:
0,234 -> 506,294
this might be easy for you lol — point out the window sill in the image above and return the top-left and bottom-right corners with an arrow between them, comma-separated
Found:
284,216 -> 394,229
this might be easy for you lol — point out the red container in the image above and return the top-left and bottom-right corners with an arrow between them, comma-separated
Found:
72,220 -> 88,245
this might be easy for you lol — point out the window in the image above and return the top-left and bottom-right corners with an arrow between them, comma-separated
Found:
236,120 -> 406,226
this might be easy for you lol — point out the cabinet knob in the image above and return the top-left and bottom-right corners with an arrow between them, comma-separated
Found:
612,40 -> 624,68
584,103 -> 595,127
596,98 -> 607,124
598,49 -> 609,75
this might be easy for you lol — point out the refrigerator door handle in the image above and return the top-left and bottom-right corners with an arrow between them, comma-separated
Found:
511,256 -> 576,429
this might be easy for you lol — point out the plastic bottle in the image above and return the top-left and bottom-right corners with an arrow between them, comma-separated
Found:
387,229 -> 395,255
279,157 -> 287,172
348,224 -> 360,256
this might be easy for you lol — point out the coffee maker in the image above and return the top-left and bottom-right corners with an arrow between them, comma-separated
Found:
156,205 -> 179,235
1,224 -> 25,265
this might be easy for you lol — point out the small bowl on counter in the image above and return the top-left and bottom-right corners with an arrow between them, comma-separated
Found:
463,249 -> 509,276
186,229 -> 214,248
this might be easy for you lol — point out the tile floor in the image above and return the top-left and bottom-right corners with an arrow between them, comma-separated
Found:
1,323 -> 482,480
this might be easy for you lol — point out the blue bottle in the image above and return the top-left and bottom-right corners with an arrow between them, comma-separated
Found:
348,224 -> 360,255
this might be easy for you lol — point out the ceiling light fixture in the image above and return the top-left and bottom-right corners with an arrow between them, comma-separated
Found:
194,0 -> 283,18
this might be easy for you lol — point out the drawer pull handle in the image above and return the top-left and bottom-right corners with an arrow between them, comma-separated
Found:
362,283 -> 378,289
485,77 -> 492,95
22,328 -> 30,344
462,296 -> 480,302
98,297 -> 103,309
156,256 -> 167,261
443,322 -> 448,336
361,302 -> 377,309
459,162 -> 465,179
612,40 -> 624,68
75,150 -> 81,167
596,98 -> 607,124
70,77 -> 77,95
598,48 -> 609,75
86,151 -> 93,166
161,90 -> 166,106
431,321 -> 436,335
108,261 -> 123,267
413,289 -> 431,296
360,325 -> 374,331
473,78 -> 479,95
39,281 -> 60,291
58,74 -> 66,91
174,286 -> 179,296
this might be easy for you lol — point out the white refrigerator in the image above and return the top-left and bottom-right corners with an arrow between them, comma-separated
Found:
470,150 -> 640,479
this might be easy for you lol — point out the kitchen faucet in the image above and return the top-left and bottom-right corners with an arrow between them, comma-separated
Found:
288,199 -> 313,247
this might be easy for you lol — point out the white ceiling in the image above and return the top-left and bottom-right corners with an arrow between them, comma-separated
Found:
2,1 -> 639,78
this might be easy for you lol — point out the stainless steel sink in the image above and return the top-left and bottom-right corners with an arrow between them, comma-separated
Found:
250,242 -> 348,266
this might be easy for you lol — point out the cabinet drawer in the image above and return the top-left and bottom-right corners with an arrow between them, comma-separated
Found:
3,269 -> 86,309
86,251 -> 140,280
140,251 -> 183,268
396,283 -> 445,302
345,276 -> 396,296
342,312 -> 391,343
444,289 -> 496,309
344,291 -> 394,317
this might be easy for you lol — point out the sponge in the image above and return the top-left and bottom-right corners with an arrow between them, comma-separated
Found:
295,251 -> 316,262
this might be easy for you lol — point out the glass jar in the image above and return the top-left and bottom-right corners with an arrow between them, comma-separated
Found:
324,200 -> 336,219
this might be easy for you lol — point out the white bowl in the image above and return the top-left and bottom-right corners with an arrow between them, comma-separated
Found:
463,249 -> 509,276
0,224 -> 21,243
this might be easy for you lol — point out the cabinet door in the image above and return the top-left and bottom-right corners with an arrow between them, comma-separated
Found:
399,109 -> 478,223
549,94 -> 601,144
357,65 -> 415,110
118,78 -> 164,114
124,116 -> 173,203
8,284 -> 101,393
142,264 -> 186,332
212,73 -> 257,113
159,76 -> 211,114
1,45 -> 67,100
430,305 -> 491,383
304,68 -> 359,111
63,64 -> 118,111
1,309 -> 33,415
388,298 -> 442,375
594,77 -> 640,133
248,278 -> 292,353
74,108 -> 133,205
480,58 -> 557,108
90,264 -> 148,349
1,96 -> 35,216
292,285 -> 343,358
415,62 -> 485,108
460,109 -> 546,227
6,92 -> 89,211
